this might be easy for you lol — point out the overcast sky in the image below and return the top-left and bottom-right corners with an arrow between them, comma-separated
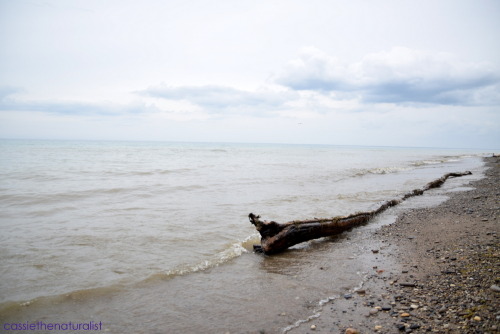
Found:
1,0 -> 499,148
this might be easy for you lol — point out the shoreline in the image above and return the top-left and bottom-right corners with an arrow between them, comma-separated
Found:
288,156 -> 499,334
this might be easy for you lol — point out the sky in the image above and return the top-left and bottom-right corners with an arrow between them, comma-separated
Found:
0,0 -> 499,149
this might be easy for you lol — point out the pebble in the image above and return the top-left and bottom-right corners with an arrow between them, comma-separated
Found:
344,293 -> 353,299
399,283 -> 416,287
401,312 -> 411,317
374,325 -> 382,330
490,284 -> 500,292
396,323 -> 406,331
345,328 -> 359,334
310,324 -> 316,330
369,308 -> 379,315
473,316 -> 481,321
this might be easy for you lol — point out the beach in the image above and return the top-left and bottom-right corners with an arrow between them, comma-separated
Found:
288,156 -> 499,333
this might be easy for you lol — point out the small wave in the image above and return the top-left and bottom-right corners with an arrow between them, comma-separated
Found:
137,168 -> 195,176
0,285 -> 124,315
336,190 -> 399,202
28,205 -> 77,217
103,167 -> 194,177
0,235 -> 259,311
351,155 -> 471,178
1,182 -> 206,208
410,155 -> 471,167
146,234 -> 260,282
352,166 -> 412,177
412,159 -> 443,166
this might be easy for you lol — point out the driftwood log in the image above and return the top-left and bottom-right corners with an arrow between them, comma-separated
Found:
249,171 -> 472,254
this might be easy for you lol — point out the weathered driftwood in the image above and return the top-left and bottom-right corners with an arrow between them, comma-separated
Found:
249,171 -> 472,254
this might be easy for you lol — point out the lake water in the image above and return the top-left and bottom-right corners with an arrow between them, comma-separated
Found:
0,140 -> 489,333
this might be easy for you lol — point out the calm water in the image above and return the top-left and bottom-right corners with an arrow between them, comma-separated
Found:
0,140 -> 489,332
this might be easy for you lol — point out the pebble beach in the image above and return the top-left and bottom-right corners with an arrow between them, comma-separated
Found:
288,156 -> 499,334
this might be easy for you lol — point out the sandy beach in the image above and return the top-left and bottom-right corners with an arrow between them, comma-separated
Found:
287,156 -> 499,333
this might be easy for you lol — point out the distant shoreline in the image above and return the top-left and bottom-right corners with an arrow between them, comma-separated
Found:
1,138 -> 498,152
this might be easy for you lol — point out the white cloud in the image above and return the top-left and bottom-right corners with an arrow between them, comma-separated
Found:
138,84 -> 299,116
277,47 -> 500,105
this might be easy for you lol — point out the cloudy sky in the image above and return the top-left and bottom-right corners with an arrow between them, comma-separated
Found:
1,0 -> 499,148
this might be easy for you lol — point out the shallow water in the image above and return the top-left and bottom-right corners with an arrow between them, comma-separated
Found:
0,140 -> 489,332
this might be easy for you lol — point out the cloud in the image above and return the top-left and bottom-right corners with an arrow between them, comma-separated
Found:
276,47 -> 500,106
0,84 -> 303,121
138,84 -> 297,114
0,88 -> 144,116
0,86 -> 25,100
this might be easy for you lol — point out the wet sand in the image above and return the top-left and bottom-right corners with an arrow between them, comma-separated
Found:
288,156 -> 499,334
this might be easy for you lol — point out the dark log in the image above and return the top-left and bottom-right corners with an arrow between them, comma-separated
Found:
249,171 -> 472,254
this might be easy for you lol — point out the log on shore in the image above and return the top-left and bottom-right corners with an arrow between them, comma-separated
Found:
249,171 -> 472,255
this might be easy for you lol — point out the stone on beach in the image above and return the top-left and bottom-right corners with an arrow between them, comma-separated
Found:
490,284 -> 500,292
